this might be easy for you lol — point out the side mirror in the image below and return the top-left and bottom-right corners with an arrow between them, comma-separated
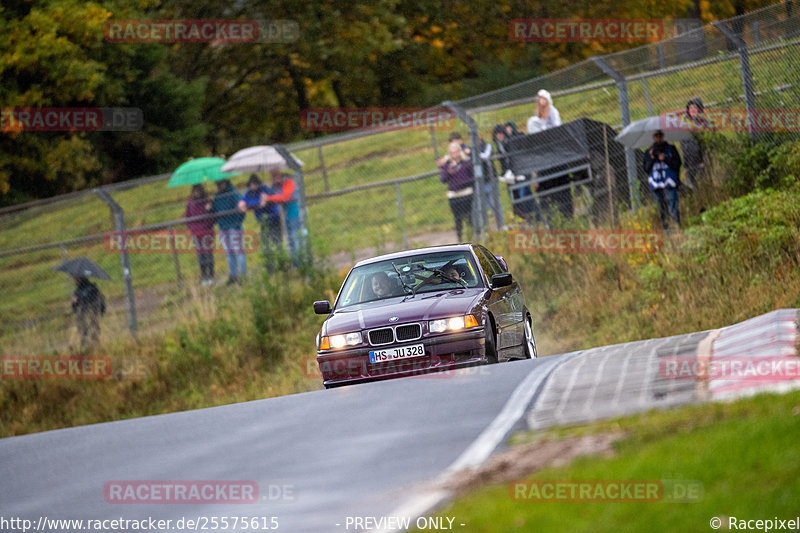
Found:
494,254 -> 508,272
490,272 -> 513,288
313,300 -> 332,314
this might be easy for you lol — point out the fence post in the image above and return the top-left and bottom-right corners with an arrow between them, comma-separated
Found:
274,145 -> 312,265
60,243 -> 71,297
394,182 -> 409,249
591,56 -> 641,209
642,76 -> 653,116
168,224 -> 183,288
712,20 -> 757,140
94,188 -> 137,334
443,101 -> 486,242
317,144 -> 330,192
429,124 -> 440,160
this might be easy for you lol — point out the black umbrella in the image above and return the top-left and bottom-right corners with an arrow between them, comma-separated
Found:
53,257 -> 111,280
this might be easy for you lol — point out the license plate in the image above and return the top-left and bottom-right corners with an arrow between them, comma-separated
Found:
369,343 -> 425,363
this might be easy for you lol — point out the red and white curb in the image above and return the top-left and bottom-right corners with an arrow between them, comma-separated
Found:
705,308 -> 800,400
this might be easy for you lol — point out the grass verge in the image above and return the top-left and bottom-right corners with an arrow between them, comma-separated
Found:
421,390 -> 800,533
0,267 -> 335,437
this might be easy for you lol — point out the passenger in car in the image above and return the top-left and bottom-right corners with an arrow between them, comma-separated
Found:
370,271 -> 394,299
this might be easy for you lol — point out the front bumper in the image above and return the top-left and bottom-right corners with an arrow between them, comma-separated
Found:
317,327 -> 485,387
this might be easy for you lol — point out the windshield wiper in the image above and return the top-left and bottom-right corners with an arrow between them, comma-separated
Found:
411,262 -> 467,295
391,262 -> 414,295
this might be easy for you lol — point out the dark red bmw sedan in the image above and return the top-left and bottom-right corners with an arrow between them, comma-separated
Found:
313,244 -> 537,388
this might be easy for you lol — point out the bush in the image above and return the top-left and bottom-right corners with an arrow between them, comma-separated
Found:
487,186 -> 800,351
706,135 -> 800,196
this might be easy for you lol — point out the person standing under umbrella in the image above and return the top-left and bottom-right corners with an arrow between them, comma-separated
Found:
185,184 -> 215,285
72,275 -> 106,350
211,179 -> 247,284
238,174 -> 281,273
644,130 -> 682,232
264,169 -> 301,267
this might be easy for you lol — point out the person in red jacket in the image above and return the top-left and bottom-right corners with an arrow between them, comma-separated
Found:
184,184 -> 215,285
265,168 -> 301,267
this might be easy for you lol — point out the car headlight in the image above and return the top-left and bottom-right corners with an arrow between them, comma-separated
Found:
429,314 -> 479,333
320,331 -> 362,350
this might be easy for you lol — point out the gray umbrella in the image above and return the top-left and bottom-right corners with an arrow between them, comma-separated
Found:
615,115 -> 695,149
54,257 -> 111,280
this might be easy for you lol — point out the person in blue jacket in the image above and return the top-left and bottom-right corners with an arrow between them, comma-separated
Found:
211,179 -> 247,284
238,174 -> 281,273
644,130 -> 682,232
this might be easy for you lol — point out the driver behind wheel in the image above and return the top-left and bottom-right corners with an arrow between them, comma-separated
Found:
444,266 -> 461,281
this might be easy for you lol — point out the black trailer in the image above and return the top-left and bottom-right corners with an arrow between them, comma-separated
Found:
500,118 -> 645,224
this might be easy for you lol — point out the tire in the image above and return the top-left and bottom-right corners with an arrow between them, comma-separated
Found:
484,317 -> 499,364
523,313 -> 537,359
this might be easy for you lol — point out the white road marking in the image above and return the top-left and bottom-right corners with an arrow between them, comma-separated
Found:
374,355 -> 567,533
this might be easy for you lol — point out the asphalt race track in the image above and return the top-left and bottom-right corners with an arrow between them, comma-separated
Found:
0,330 -> 710,532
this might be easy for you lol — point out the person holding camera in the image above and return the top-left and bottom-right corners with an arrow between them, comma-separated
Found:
439,142 -> 474,242
644,130 -> 682,231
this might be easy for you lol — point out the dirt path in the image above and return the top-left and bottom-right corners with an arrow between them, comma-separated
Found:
443,432 -> 624,496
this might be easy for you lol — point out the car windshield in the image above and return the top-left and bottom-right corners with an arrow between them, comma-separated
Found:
335,251 -> 482,308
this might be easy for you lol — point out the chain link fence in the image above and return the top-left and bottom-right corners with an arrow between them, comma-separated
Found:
1,2 -> 799,352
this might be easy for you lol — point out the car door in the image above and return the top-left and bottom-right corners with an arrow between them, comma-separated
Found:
498,250 -> 527,349
486,247 -> 525,326
474,246 -> 520,352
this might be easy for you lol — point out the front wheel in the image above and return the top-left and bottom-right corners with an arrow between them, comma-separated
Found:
484,320 -> 498,364
523,314 -> 537,359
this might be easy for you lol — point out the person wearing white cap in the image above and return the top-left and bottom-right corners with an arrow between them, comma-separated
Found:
526,89 -> 572,220
526,89 -> 562,133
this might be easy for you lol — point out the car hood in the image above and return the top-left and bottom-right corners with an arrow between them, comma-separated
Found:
323,288 -> 486,334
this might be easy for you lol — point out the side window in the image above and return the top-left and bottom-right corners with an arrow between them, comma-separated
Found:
477,246 -> 503,275
474,247 -> 499,279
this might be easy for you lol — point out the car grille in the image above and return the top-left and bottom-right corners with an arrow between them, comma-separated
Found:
395,324 -> 421,342
367,323 -> 423,346
368,328 -> 394,346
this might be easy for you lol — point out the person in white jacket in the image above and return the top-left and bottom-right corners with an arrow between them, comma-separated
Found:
526,89 -> 562,133
526,89 -> 573,220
